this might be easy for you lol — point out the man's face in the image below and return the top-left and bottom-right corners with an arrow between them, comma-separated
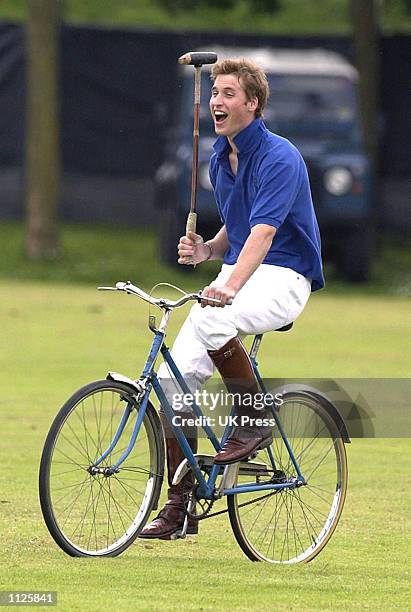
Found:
209,74 -> 258,139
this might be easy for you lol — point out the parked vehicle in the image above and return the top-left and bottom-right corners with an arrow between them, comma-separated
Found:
155,47 -> 374,281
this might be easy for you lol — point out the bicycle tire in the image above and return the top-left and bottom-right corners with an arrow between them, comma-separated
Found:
227,391 -> 348,564
39,380 -> 164,557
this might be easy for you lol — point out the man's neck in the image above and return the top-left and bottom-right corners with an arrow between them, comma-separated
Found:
228,143 -> 238,175
228,138 -> 238,154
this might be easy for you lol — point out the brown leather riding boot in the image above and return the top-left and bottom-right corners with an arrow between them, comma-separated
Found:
208,336 -> 273,465
139,413 -> 198,540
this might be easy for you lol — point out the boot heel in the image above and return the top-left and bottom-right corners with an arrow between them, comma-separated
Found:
257,435 -> 273,451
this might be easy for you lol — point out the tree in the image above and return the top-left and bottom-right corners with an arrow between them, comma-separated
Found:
351,0 -> 380,172
25,0 -> 61,260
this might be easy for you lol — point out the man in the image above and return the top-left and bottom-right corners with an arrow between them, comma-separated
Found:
140,58 -> 324,540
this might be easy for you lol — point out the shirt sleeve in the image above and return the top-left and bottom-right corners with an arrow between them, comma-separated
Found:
249,150 -> 303,230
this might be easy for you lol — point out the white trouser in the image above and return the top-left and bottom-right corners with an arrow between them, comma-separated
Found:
157,264 -> 311,413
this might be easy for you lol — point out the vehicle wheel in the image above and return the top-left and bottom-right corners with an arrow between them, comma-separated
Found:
337,227 -> 374,282
39,380 -> 164,557
227,392 -> 348,564
159,202 -> 183,267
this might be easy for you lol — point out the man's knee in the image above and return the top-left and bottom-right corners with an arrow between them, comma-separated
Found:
158,374 -> 199,414
190,304 -> 237,351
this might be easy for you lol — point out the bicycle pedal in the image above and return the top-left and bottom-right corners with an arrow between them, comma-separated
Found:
170,530 -> 186,540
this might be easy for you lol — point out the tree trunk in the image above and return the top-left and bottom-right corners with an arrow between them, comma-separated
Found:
25,0 -> 61,260
351,0 -> 380,172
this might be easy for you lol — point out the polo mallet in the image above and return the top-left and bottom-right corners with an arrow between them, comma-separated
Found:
178,51 -> 217,264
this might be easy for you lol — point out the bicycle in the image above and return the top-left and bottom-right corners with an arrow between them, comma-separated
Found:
39,280 -> 349,563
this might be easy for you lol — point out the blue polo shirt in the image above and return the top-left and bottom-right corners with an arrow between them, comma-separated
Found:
209,118 -> 324,291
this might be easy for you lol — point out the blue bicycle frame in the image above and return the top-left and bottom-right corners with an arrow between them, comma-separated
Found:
94,325 -> 306,499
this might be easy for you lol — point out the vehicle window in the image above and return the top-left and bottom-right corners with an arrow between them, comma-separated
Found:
267,76 -> 355,118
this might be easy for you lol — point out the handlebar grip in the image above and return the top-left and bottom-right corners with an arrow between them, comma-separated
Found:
197,293 -> 233,306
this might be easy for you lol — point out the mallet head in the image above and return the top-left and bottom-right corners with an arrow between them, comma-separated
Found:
178,52 -> 218,67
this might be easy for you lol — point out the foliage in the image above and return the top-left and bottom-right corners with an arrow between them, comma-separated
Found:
158,0 -> 238,10
155,0 -> 281,13
0,0 -> 411,33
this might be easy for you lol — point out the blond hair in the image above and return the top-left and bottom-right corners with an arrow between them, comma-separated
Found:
211,58 -> 270,118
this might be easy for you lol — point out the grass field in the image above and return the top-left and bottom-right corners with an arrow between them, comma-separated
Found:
0,268 -> 410,610
1,221 -> 411,297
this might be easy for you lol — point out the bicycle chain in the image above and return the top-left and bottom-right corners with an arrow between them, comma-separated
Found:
183,469 -> 287,521
184,488 -> 280,521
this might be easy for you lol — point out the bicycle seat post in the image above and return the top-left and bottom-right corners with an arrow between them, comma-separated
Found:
249,334 -> 263,361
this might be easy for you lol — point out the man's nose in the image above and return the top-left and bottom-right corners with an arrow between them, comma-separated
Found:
211,92 -> 223,105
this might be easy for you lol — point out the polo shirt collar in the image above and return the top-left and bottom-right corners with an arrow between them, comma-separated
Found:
213,117 -> 265,158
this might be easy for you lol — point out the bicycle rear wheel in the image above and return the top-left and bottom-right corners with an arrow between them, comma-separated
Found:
228,392 -> 348,563
39,380 -> 164,557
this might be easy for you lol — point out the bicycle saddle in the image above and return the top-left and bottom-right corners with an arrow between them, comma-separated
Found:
275,322 -> 293,332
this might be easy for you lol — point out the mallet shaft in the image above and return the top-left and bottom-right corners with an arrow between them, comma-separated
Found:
189,66 -> 201,219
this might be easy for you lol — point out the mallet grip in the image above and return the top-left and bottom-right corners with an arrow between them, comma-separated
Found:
183,211 -> 198,266
186,211 -> 197,236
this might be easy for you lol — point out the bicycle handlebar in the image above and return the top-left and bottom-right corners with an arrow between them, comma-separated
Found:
98,281 -> 227,308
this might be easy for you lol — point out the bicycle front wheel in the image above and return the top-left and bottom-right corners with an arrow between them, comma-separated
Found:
39,380 -> 164,557
228,392 -> 348,564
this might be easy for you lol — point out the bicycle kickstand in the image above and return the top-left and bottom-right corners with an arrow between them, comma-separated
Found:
171,495 -> 196,540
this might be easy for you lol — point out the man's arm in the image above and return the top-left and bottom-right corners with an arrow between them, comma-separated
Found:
201,224 -> 276,306
225,223 -> 276,291
202,225 -> 229,261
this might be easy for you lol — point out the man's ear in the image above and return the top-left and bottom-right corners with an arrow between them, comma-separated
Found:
247,96 -> 259,113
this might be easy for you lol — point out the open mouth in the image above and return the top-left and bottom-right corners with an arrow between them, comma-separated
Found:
214,111 -> 228,124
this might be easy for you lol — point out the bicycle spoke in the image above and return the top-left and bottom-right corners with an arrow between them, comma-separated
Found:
112,475 -> 145,505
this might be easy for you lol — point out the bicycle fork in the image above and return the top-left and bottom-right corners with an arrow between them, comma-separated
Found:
90,326 -> 167,472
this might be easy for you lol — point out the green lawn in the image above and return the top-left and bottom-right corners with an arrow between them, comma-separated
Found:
1,221 -> 411,297
0,276 -> 410,610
